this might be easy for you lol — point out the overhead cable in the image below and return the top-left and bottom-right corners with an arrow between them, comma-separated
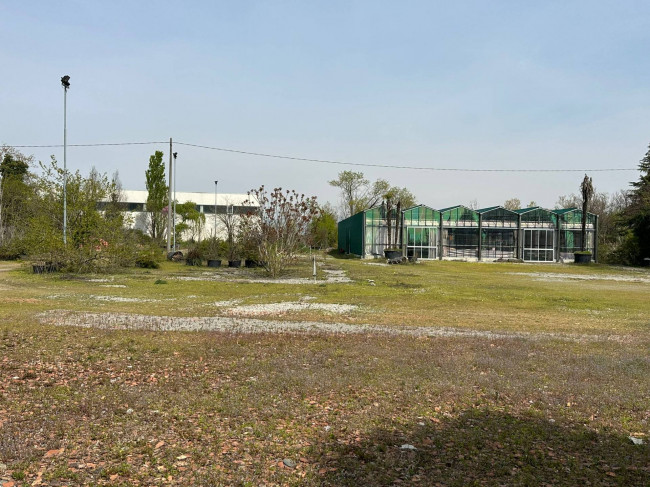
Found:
7,140 -> 638,172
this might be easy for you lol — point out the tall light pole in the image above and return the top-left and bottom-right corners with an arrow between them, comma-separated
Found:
61,75 -> 70,245
214,180 -> 218,239
173,152 -> 178,250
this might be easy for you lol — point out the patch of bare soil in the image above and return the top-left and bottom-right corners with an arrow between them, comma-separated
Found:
37,310 -> 631,343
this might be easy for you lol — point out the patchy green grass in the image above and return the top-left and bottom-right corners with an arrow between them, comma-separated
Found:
0,256 -> 648,486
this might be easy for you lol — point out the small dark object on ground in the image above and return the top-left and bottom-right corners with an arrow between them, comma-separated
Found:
574,252 -> 592,264
245,260 -> 265,268
154,279 -> 167,285
33,262 -> 59,274
167,251 -> 183,261
207,259 -> 222,268
408,256 -> 418,263
384,249 -> 402,260
388,256 -> 408,265
228,260 -> 242,268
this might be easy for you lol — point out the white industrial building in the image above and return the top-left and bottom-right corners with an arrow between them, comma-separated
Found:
119,190 -> 257,241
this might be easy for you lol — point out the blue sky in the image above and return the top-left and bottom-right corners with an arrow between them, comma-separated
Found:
1,1 -> 649,210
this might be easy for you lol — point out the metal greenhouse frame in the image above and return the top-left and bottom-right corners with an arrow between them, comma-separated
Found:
514,207 -> 557,262
402,205 -> 440,260
554,208 -> 598,261
440,205 -> 480,259
477,206 -> 519,260
337,203 -> 598,263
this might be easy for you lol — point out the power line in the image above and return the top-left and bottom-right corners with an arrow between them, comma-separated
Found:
6,140 -> 638,172
10,141 -> 167,148
174,142 -> 637,173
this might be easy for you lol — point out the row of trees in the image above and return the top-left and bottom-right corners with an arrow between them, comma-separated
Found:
0,146 -> 337,275
0,145 -> 156,272
2,143 -> 648,271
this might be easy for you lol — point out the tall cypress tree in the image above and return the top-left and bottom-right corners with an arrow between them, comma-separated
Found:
145,151 -> 168,241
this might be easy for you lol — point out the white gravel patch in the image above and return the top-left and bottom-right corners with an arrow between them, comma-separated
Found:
174,268 -> 352,285
224,301 -> 358,317
87,295 -> 160,303
213,299 -> 244,307
100,284 -> 127,288
37,310 -> 631,344
508,272 -> 650,283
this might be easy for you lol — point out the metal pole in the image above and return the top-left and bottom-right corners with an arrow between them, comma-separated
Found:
173,152 -> 177,250
166,138 -> 172,252
214,180 -> 218,238
63,84 -> 68,245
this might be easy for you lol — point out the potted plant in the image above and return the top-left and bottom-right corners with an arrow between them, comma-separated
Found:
574,250 -> 592,264
204,237 -> 222,268
185,247 -> 203,266
226,235 -> 241,268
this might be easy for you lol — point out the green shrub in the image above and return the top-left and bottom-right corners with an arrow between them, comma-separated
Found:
186,247 -> 203,266
135,249 -> 160,269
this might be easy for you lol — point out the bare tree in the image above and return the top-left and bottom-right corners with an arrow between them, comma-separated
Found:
503,198 -> 521,210
218,198 -> 240,260
244,186 -> 318,277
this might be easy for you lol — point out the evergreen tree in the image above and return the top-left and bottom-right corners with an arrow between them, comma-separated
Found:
145,151 -> 168,241
626,145 -> 650,262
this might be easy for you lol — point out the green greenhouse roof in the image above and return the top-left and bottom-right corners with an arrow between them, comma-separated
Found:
514,206 -> 543,214
552,207 -> 579,215
479,205 -> 521,214
403,204 -> 437,212
438,204 -> 474,213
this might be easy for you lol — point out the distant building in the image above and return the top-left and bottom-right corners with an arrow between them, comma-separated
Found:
112,190 -> 257,242
337,204 -> 598,263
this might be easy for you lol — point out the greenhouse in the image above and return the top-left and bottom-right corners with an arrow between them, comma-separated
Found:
402,205 -> 440,260
440,205 -> 480,259
554,208 -> 597,261
477,206 -> 519,260
337,206 -> 399,258
337,204 -> 598,262
515,207 -> 558,263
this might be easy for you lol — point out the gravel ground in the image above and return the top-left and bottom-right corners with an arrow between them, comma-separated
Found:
174,268 -> 352,285
223,301 -> 359,316
508,272 -> 650,283
37,309 -> 631,343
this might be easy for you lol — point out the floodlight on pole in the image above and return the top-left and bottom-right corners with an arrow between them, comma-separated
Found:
61,75 -> 70,245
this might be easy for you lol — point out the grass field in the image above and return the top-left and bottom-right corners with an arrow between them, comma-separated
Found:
0,255 -> 648,486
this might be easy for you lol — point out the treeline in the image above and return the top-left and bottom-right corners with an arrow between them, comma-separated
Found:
0,147 -> 338,273
549,145 -> 650,265
0,146 -> 160,272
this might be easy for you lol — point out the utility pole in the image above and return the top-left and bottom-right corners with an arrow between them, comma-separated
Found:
173,152 -> 178,250
61,75 -> 70,245
167,138 -> 172,253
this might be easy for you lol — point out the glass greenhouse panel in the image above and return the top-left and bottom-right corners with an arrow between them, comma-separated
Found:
522,229 -> 554,262
481,229 -> 516,259
406,227 -> 437,260
559,230 -> 594,260
443,228 -> 479,258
